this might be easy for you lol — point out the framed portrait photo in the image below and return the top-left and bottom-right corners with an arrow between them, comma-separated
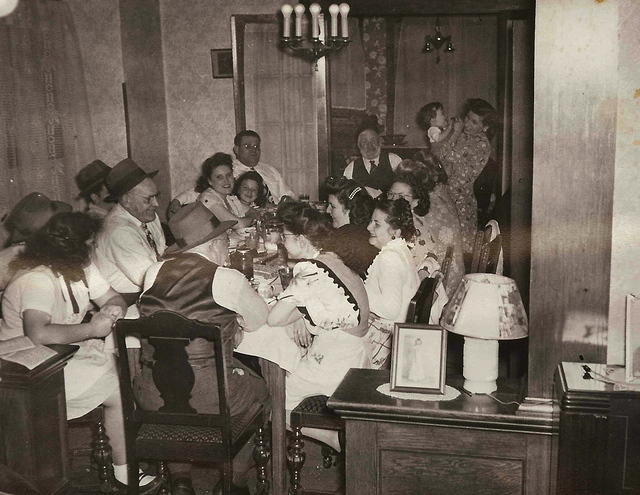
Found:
211,48 -> 233,79
390,323 -> 447,394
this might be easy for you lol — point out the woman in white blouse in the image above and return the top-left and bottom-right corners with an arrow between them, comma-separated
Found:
364,197 -> 420,368
196,152 -> 257,229
0,212 -> 159,491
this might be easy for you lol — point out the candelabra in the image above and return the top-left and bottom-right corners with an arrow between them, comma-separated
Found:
422,17 -> 455,64
281,3 -> 351,69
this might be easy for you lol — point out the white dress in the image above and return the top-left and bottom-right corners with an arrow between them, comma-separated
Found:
0,264 -> 118,419
237,252 -> 369,410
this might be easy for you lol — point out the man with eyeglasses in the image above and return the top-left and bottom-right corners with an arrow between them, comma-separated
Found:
94,158 -> 167,316
232,129 -> 295,204
343,127 -> 402,198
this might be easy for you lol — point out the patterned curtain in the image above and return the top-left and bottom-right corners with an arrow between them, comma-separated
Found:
0,0 -> 95,242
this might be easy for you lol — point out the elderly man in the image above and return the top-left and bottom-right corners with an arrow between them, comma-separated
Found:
136,201 -> 270,495
232,129 -> 295,204
75,159 -> 112,218
93,158 -> 166,314
343,127 -> 402,197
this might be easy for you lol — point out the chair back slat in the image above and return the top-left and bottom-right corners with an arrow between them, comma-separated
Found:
406,277 -> 439,324
440,245 -> 454,288
115,311 -> 232,440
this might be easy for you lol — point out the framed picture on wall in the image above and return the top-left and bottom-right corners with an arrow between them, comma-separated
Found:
390,323 -> 447,394
211,49 -> 233,79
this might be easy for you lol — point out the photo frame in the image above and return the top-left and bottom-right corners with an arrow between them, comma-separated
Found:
211,48 -> 233,79
390,323 -> 447,394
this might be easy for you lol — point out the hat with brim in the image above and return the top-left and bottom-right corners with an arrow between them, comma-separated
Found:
5,192 -> 72,244
75,160 -> 111,199
165,201 -> 237,255
105,158 -> 158,203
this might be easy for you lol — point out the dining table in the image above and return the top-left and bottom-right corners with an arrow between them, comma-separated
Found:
234,249 -> 289,495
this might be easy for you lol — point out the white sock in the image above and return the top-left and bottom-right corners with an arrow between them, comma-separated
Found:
112,464 -> 156,486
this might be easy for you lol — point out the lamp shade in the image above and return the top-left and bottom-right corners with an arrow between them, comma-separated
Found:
441,273 -> 528,340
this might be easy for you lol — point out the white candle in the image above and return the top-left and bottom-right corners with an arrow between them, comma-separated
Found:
339,3 -> 350,38
293,3 -> 305,38
328,4 -> 339,37
318,13 -> 325,40
309,3 -> 321,39
281,4 -> 293,38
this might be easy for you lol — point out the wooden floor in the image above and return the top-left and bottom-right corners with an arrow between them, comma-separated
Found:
69,424 -> 343,494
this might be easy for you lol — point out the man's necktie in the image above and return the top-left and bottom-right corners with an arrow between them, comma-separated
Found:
142,223 -> 160,261
369,160 -> 377,175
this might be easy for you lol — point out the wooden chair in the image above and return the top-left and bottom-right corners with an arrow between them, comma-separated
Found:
67,405 -> 117,492
405,276 -> 439,325
114,311 -> 270,495
470,223 -> 502,274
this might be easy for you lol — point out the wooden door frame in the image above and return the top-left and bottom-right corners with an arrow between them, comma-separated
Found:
231,15 -> 330,187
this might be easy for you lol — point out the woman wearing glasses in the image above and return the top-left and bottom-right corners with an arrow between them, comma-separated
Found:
388,156 -> 465,296
236,202 -> 369,451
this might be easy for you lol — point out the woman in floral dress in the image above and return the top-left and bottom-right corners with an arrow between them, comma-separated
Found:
434,98 -> 498,253
392,156 -> 465,296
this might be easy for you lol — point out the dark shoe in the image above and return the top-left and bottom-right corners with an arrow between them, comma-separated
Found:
114,473 -> 165,494
172,476 -> 196,495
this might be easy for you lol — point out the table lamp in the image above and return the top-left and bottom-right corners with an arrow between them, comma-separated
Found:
441,273 -> 528,394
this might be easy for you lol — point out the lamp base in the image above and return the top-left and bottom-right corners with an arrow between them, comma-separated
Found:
462,337 -> 498,394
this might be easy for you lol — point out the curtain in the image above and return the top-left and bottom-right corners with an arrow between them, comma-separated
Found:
244,23 -> 318,199
329,18 -> 365,110
0,0 -> 95,242
394,16 -> 497,147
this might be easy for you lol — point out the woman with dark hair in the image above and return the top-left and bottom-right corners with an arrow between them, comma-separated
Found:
389,157 -> 465,296
434,98 -> 498,253
236,202 -> 369,451
363,197 -> 420,368
0,212 -> 158,491
196,152 -> 257,230
323,176 -> 379,278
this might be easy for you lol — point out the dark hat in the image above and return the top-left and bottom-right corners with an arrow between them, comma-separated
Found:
165,202 -> 236,255
75,160 -> 111,198
4,192 -> 72,244
105,158 -> 158,202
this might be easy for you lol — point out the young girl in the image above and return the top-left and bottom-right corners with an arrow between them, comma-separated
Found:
417,101 -> 453,145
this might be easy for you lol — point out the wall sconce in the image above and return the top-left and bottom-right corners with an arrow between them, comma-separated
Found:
422,17 -> 454,63
280,3 -> 351,70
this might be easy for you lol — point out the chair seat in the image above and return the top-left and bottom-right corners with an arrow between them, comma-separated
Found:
290,395 -> 343,430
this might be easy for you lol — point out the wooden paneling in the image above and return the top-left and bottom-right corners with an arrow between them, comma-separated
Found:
344,420 -> 377,495
528,0 -> 617,399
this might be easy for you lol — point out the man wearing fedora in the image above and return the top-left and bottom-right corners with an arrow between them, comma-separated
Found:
75,159 -> 112,218
136,201 -> 270,495
93,158 -> 166,314
0,192 -> 71,293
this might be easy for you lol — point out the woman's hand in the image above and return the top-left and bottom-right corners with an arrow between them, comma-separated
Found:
89,312 -> 115,338
292,323 -> 313,348
99,304 -> 124,323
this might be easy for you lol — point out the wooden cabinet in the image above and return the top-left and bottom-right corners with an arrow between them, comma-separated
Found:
328,369 -> 556,495
0,345 -> 77,495
556,362 -> 640,494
